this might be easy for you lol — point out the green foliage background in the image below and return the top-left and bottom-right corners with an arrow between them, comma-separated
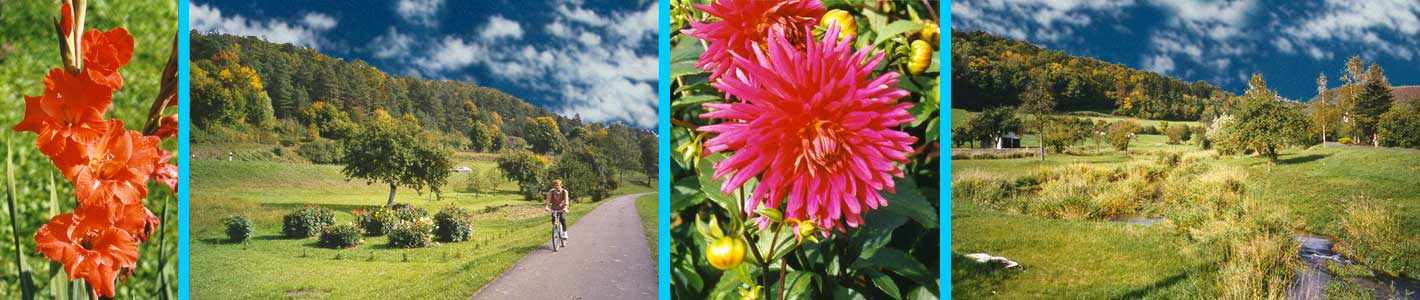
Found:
0,0 -> 179,298
669,0 -> 941,299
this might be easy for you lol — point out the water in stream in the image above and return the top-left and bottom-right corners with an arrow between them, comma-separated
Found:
1289,235 -> 1420,300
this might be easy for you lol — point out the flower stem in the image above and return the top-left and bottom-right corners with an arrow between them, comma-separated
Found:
6,134 -> 37,299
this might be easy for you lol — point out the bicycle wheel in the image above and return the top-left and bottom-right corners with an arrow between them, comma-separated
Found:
551,224 -> 560,252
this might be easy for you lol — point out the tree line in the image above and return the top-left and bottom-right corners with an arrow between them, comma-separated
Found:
951,30 -> 1232,121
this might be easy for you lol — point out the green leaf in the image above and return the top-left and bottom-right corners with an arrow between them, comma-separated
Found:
850,248 -> 933,287
671,38 -> 707,78
673,95 -> 724,111
699,153 -> 756,219
671,176 -> 705,213
754,207 -> 784,223
864,269 -> 902,299
767,271 -> 816,300
673,254 -> 705,292
906,286 -> 939,300
873,20 -> 924,47
882,176 -> 938,228
754,224 -> 800,262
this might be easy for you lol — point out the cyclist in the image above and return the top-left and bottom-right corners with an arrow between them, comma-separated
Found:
544,179 -> 570,240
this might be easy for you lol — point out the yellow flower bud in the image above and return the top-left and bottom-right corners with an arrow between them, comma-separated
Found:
820,10 -> 857,41
909,39 -> 932,75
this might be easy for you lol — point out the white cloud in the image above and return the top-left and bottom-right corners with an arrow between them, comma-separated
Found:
1144,54 -> 1175,74
392,3 -> 658,127
302,13 -> 337,31
412,37 -> 485,73
1272,37 -> 1295,54
479,15 -> 525,42
396,0 -> 443,27
370,27 -> 412,59
189,3 -> 334,49
1278,0 -> 1420,61
546,22 -> 572,38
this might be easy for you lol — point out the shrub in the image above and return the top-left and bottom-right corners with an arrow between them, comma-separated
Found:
1165,126 -> 1190,144
223,215 -> 255,243
387,218 -> 435,248
390,204 -> 429,222
433,206 -> 474,242
1338,136 -> 1353,145
1135,125 -> 1159,135
283,205 -> 335,238
354,207 -> 396,236
950,170 -> 1015,208
298,139 -> 344,164
318,223 -> 363,249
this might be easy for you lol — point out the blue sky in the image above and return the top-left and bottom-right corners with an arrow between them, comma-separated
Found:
189,0 -> 659,128
951,0 -> 1420,101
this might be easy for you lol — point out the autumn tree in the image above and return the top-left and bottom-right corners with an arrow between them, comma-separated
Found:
467,121 -> 494,152
496,150 -> 549,200
1107,121 -> 1139,153
524,116 -> 567,154
1019,71 -> 1056,161
1311,72 -> 1339,143
341,109 -> 452,206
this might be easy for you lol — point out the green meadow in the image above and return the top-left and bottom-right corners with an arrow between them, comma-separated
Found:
189,144 -> 655,300
951,114 -> 1420,299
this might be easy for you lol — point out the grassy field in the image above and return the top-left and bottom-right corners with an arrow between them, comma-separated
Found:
952,140 -> 1420,298
952,206 -> 1215,299
0,0 -> 178,298
189,144 -> 656,299
636,193 -> 658,254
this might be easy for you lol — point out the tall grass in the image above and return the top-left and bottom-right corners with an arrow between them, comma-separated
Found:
1337,196 -> 1420,279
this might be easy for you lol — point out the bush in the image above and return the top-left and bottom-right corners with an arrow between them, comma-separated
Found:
1135,125 -> 1159,135
433,206 -> 474,242
318,223 -> 363,249
223,215 -> 255,243
390,204 -> 429,222
387,218 -> 435,248
283,205 -> 336,238
354,207 -> 396,236
298,139 -> 345,164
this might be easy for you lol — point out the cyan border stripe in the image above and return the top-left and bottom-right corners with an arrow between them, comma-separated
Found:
941,3 -> 952,298
657,0 -> 672,299
176,0 -> 191,298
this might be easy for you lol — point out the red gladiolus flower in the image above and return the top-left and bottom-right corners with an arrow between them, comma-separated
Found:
34,205 -> 140,298
683,0 -> 825,80
699,25 -> 915,233
58,120 -> 159,207
14,69 -> 113,158
81,27 -> 135,90
152,114 -> 178,139
152,150 -> 178,193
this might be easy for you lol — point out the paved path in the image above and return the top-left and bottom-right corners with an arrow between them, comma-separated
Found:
471,193 -> 656,300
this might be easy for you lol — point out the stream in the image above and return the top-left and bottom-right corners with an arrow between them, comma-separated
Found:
1288,235 -> 1420,300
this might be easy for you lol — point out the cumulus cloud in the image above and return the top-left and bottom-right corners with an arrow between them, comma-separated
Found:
396,0 -> 443,27
1144,54 -> 1176,74
398,3 -> 659,127
479,15 -> 525,42
189,3 -> 336,49
370,27 -> 412,59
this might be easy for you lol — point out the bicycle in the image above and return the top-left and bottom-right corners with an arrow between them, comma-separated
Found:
550,209 -> 567,252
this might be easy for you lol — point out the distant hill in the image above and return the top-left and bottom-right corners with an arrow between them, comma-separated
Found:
951,30 -> 1232,121
189,32 -> 643,142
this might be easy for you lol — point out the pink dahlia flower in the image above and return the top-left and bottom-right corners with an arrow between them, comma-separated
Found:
699,25 -> 916,233
683,0 -> 826,80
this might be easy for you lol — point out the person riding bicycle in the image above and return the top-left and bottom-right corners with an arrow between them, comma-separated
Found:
544,179 -> 570,240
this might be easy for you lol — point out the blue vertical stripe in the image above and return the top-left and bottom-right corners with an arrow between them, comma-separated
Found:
940,2 -> 952,298
176,0 -> 191,298
657,0 -> 672,299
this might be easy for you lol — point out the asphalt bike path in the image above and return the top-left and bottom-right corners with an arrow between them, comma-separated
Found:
471,192 -> 656,300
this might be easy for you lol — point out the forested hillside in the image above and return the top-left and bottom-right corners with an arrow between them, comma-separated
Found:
189,32 -> 651,147
951,30 -> 1233,121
